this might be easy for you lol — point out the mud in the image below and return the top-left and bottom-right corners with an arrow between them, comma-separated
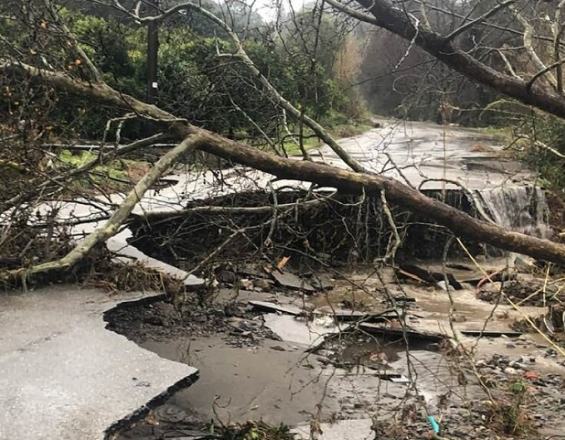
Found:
105,293 -> 280,346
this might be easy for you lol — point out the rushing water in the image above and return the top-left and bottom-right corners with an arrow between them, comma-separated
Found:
477,186 -> 551,238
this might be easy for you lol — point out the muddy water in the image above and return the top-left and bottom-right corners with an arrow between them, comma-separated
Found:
135,313 -> 461,428
114,261 -> 564,439
140,335 -> 337,425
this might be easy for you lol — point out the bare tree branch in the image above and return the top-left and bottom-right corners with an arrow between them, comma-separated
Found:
444,0 -> 515,42
2,61 -> 564,264
8,135 -> 201,278
325,0 -> 565,119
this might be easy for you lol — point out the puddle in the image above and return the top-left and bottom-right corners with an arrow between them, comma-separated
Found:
337,336 -> 440,368
138,335 -> 337,426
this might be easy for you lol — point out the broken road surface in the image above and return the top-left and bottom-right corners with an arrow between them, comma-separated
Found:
0,287 -> 197,440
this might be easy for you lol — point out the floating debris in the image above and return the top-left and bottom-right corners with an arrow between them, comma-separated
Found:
359,322 -> 445,343
270,269 -> 316,292
461,329 -> 522,338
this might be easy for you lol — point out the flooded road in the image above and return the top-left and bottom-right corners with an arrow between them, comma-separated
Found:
4,120 -> 560,439
112,260 -> 564,439
312,119 -> 532,189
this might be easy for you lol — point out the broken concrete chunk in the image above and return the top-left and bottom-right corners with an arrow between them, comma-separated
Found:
373,373 -> 410,384
263,314 -> 348,347
393,296 -> 416,303
436,280 -> 452,291
270,269 -> 316,292
235,265 -> 269,279
253,278 -> 274,290
446,263 -> 475,271
313,308 -> 398,323
184,274 -> 207,288
248,300 -> 303,316
310,274 -> 335,291
359,322 -> 444,343
397,264 -> 463,290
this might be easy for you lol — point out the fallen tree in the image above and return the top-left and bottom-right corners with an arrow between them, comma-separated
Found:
1,60 -> 564,273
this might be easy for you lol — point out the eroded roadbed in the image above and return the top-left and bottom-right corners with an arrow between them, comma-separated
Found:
108,263 -> 565,440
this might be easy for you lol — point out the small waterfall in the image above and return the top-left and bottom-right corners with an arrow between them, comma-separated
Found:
477,186 -> 551,239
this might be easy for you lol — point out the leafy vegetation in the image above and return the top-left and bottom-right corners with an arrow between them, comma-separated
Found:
46,7 -> 364,142
499,112 -> 565,192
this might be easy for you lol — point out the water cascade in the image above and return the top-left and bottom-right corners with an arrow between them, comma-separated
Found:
477,186 -> 551,239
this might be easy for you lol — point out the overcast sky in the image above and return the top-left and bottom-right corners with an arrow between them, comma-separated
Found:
243,0 -> 313,22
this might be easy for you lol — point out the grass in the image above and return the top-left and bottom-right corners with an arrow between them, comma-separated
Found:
476,125 -> 513,143
281,135 -> 321,156
281,118 -> 375,157
57,149 -> 148,192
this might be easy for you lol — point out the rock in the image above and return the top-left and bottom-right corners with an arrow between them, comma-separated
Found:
477,282 -> 503,301
509,361 -> 524,369
253,278 -> 273,290
240,278 -> 253,289
271,270 -> 315,292
504,367 -> 518,375
545,348 -> 557,357
451,313 -> 467,322
216,269 -> 237,284
310,274 -> 335,291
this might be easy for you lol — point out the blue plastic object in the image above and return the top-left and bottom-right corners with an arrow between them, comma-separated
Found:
427,415 -> 440,434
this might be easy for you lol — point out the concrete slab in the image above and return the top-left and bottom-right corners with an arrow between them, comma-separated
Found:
107,229 -> 204,287
291,419 -> 376,440
263,314 -> 348,347
0,287 -> 198,440
248,300 -> 303,315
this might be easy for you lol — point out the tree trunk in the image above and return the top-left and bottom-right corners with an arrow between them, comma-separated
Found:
2,62 -> 565,265
331,0 -> 565,119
